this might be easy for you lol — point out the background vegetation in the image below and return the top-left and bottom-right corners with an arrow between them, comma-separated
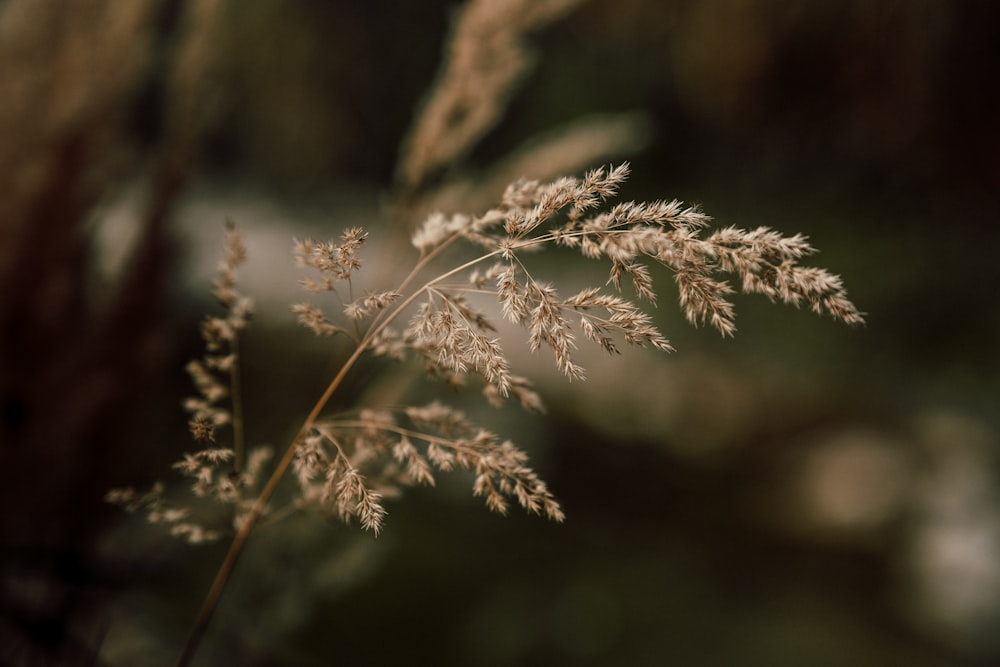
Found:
1,1 -> 998,665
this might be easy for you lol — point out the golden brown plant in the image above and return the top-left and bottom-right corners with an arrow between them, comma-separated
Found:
109,161 -> 861,583
108,159 -> 863,664
103,1 -> 866,664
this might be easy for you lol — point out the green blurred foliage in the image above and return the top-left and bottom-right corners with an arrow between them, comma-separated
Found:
4,1 -> 999,665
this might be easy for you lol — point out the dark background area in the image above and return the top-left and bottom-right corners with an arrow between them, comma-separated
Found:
1,1 -> 998,665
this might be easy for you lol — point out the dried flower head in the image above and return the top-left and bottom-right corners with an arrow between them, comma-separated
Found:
403,163 -> 862,393
112,163 -> 862,550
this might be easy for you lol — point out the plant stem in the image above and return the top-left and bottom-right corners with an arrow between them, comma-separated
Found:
175,341 -> 368,667
176,236 -> 497,666
229,335 -> 245,472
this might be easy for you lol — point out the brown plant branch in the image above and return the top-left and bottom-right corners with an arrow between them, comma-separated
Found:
175,340 -> 368,666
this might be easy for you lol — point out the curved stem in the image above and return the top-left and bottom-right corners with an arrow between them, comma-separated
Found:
175,341 -> 368,667
176,236 -> 501,666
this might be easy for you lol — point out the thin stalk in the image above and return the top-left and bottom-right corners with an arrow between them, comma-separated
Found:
229,335 -> 245,473
176,238 -> 504,666
175,341 -> 368,667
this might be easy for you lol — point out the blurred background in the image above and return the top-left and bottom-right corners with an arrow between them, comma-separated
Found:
1,0 -> 998,665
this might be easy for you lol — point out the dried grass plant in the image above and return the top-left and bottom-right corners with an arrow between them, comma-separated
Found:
104,0 -> 864,664
0,1 -> 229,664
